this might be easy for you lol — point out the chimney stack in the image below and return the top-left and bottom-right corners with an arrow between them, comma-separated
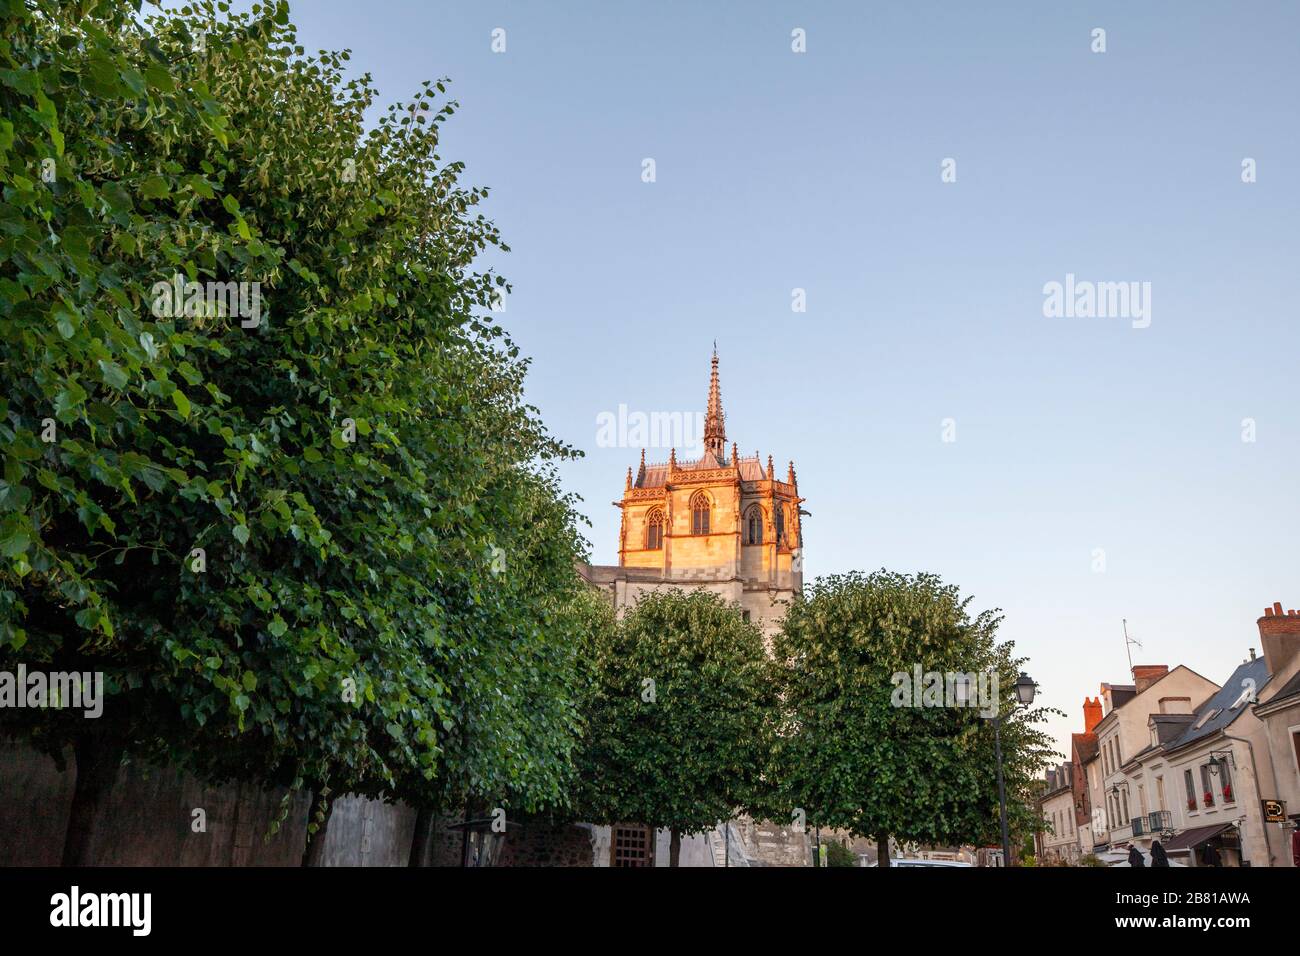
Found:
1082,696 -> 1103,733
1258,602 -> 1300,676
1132,664 -> 1169,695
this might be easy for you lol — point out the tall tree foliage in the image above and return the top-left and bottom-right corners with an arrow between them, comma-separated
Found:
774,570 -> 1058,863
0,0 -> 584,862
575,589 -> 777,866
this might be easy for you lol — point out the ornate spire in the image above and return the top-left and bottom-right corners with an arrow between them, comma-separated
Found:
704,345 -> 726,462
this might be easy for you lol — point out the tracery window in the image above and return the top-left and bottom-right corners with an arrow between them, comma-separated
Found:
690,492 -> 710,536
645,509 -> 664,550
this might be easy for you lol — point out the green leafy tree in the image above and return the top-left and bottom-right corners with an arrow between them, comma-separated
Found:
575,589 -> 777,866
823,838 -> 857,867
1,0 -> 584,863
773,570 -> 1058,867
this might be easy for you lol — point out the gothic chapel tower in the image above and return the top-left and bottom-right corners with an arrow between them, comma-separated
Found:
581,348 -> 805,638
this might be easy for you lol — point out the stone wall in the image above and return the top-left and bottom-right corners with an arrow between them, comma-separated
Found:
1,741 -> 604,868
0,740 -> 411,867
496,821 -> 595,867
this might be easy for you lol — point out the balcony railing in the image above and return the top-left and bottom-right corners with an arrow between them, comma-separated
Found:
1130,816 -> 1147,837
1148,810 -> 1172,833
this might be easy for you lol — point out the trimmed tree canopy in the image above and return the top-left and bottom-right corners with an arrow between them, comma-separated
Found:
0,0 -> 584,832
575,588 -> 777,845
774,570 -> 1057,850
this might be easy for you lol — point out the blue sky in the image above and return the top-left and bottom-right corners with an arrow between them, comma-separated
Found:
275,0 -> 1299,757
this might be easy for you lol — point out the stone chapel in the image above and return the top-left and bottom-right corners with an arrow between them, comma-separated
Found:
579,348 -> 805,638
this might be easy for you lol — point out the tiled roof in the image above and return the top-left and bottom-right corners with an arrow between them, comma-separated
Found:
634,454 -> 769,488
1072,732 -> 1098,764
636,464 -> 670,488
1150,714 -> 1196,745
1261,668 -> 1300,707
1166,657 -> 1271,752
1109,686 -> 1137,709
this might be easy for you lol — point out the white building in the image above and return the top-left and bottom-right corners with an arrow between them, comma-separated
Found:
1036,763 -> 1079,864
1090,665 -> 1219,853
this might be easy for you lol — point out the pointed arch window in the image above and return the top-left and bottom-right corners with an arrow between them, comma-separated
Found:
744,505 -> 763,545
690,492 -> 711,536
774,503 -> 786,544
645,509 -> 664,550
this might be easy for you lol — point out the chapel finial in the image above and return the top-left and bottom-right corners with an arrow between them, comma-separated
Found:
704,346 -> 726,460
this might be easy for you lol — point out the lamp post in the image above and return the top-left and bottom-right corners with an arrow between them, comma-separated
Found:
1207,750 -> 1235,776
991,671 -> 1037,866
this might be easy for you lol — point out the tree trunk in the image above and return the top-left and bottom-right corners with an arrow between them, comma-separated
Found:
669,828 -> 681,867
408,805 -> 438,867
301,792 -> 335,867
876,835 -> 891,867
61,735 -> 124,867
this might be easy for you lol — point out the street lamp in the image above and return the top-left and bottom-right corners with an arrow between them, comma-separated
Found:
1014,672 -> 1037,706
1207,750 -> 1235,776
992,671 -> 1036,866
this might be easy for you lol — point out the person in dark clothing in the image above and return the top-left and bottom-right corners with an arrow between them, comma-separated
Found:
1150,841 -> 1170,867
1128,846 -> 1145,867
1200,843 -> 1222,867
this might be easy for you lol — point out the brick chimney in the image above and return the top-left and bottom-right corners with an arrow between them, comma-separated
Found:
1082,696 -> 1103,733
1132,665 -> 1169,695
1258,602 -> 1300,677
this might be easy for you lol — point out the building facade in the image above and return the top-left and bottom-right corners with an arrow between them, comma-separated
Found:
1069,697 -> 1101,854
579,350 -> 808,865
1071,602 -> 1300,867
1091,665 -> 1219,855
1250,603 -> 1300,866
580,349 -> 804,641
1036,763 -> 1079,864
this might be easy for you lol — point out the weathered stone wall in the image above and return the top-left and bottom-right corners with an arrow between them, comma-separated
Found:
0,740 -> 412,866
496,821 -> 595,867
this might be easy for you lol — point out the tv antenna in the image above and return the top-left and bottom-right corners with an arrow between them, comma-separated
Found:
1123,619 -> 1142,671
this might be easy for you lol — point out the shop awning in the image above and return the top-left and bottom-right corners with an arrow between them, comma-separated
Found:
1162,823 -> 1232,853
